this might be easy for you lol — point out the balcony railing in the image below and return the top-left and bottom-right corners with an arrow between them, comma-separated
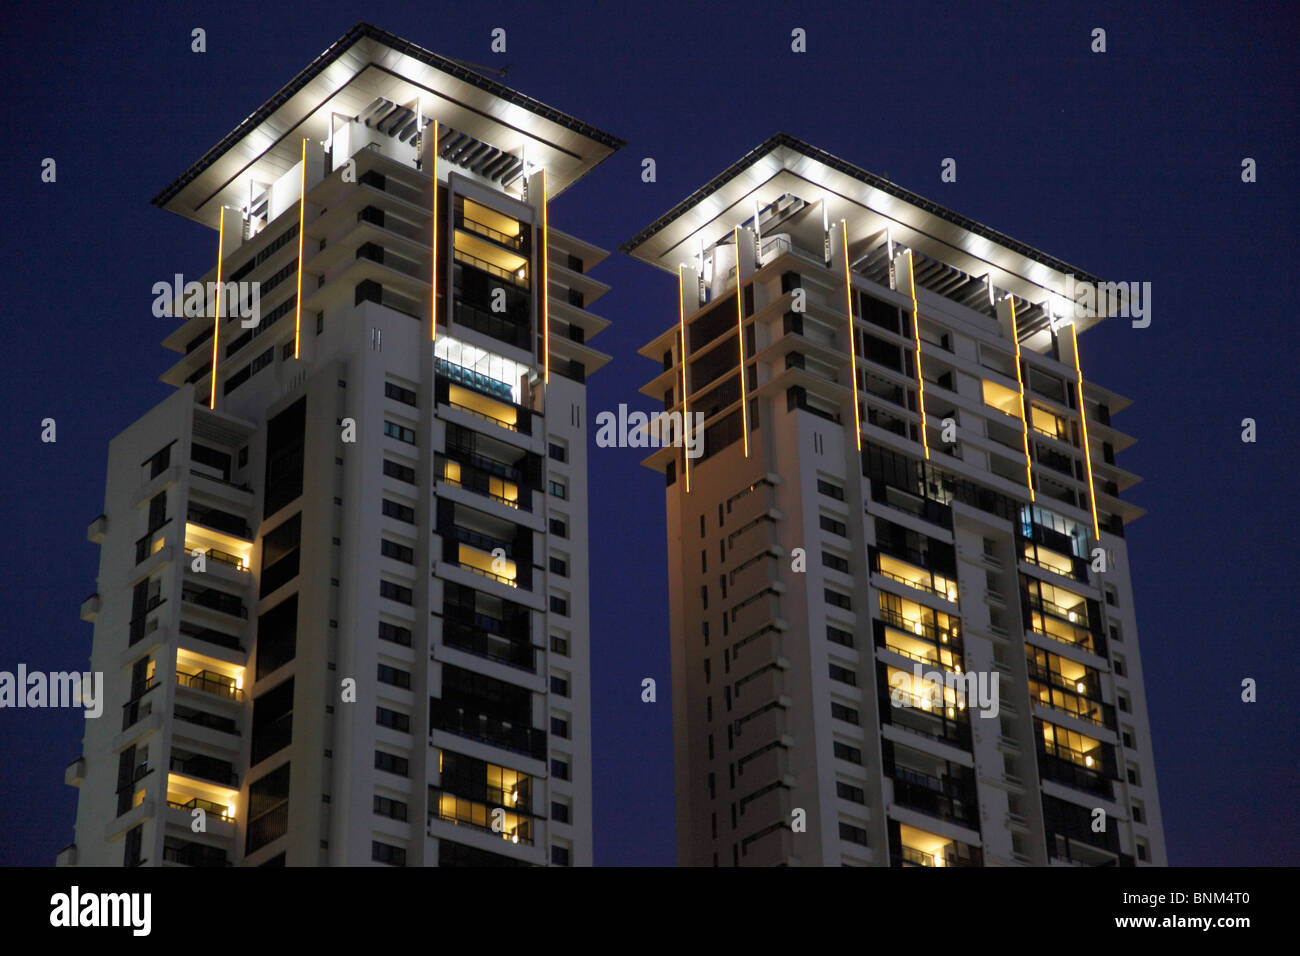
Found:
454,248 -> 528,289
429,788 -> 534,845
186,505 -> 251,540
456,214 -> 525,251
442,621 -> 537,672
169,754 -> 238,787
878,607 -> 960,645
430,698 -> 546,759
182,585 -> 247,619
167,797 -> 233,822
176,669 -> 243,701
163,841 -> 231,867
134,519 -> 172,564
452,299 -> 530,350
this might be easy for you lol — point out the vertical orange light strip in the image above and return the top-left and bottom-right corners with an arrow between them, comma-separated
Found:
906,251 -> 929,460
733,228 -> 749,458
209,206 -> 225,409
678,266 -> 691,493
430,120 -> 439,343
1008,297 -> 1035,501
841,224 -> 862,451
293,137 -> 306,359
541,167 -> 550,384
1070,323 -> 1101,540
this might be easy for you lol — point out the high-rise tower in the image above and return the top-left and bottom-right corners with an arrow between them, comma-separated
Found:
623,134 -> 1165,867
61,23 -> 620,867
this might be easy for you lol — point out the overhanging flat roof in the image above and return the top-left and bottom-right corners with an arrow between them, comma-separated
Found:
621,133 -> 1105,314
153,21 -> 623,228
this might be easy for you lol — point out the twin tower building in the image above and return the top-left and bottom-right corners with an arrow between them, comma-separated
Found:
61,23 -> 1165,867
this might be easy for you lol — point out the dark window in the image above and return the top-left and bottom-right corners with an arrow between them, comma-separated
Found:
380,580 -> 413,605
551,716 -> 570,738
260,513 -> 302,598
822,552 -> 850,573
550,635 -> 569,655
824,588 -> 852,610
548,442 -> 567,462
839,823 -> 868,845
826,625 -> 854,648
250,678 -> 294,765
377,664 -> 411,689
549,518 -> 567,538
385,382 -> 418,406
246,763 -> 291,854
551,845 -> 571,867
377,707 -> 410,732
550,595 -> 569,616
384,459 -> 416,483
256,596 -> 298,681
381,539 -> 414,564
817,479 -> 845,501
833,742 -> 862,764
375,750 -> 409,777
830,702 -> 859,725
378,621 -> 413,647
836,782 -> 866,804
551,801 -> 570,823
372,841 -> 407,866
829,664 -> 857,686
373,795 -> 408,821
123,824 -> 144,866
550,676 -> 570,697
382,499 -> 415,524
550,758 -> 570,781
549,556 -> 568,577
820,515 -> 847,536
384,421 -> 416,444
264,398 -> 306,517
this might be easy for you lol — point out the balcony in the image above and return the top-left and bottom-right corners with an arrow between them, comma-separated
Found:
162,840 -> 230,867
169,753 -> 238,787
167,795 -> 234,823
442,620 -> 538,672
186,505 -> 251,540
121,678 -> 157,731
456,211 -> 525,252
452,299 -> 530,351
128,596 -> 166,646
80,592 -> 100,623
135,519 -> 171,564
437,456 -> 529,511
429,697 -> 545,760
888,766 -> 978,828
182,585 -> 247,620
176,669 -> 243,702
429,788 -> 534,846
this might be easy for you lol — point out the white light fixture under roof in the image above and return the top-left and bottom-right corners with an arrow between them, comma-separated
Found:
434,334 -> 532,404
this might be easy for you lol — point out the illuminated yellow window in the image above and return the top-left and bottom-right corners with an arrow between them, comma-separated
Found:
981,379 -> 1022,418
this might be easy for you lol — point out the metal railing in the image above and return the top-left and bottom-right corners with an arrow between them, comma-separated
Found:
457,214 -> 524,251
176,669 -> 243,701
453,249 -> 529,289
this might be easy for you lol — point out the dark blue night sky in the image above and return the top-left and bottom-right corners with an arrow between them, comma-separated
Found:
1,0 -> 1296,866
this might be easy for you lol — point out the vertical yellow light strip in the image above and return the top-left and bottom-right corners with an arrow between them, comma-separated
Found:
430,120 -> 439,343
1070,323 -> 1101,540
906,251 -> 929,460
678,266 -> 691,493
209,206 -> 225,410
733,228 -> 749,458
293,137 -> 306,359
841,224 -> 862,451
1008,297 -> 1035,501
541,167 -> 550,383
